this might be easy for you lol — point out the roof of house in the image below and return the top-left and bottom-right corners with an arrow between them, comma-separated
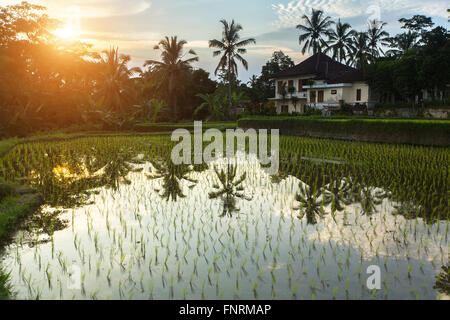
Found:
272,52 -> 364,83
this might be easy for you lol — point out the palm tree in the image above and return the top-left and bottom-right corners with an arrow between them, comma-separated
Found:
385,31 -> 418,57
297,9 -> 334,54
348,32 -> 370,69
209,19 -> 256,108
324,19 -> 354,63
99,47 -> 138,114
145,36 -> 198,121
367,20 -> 390,63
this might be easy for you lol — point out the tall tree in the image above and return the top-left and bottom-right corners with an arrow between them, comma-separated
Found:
99,47 -> 138,114
297,9 -> 334,54
399,15 -> 434,33
209,19 -> 256,108
385,31 -> 419,57
348,32 -> 370,69
324,19 -> 354,63
259,51 -> 295,100
145,36 -> 198,121
367,20 -> 390,63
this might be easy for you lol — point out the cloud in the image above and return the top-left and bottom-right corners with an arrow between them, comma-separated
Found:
187,40 -> 210,48
271,0 -> 449,29
0,0 -> 153,18
247,45 -> 307,62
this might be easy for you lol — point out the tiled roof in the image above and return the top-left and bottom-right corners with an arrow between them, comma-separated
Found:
272,52 -> 364,83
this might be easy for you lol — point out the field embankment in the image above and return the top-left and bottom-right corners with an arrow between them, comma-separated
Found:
238,117 -> 450,146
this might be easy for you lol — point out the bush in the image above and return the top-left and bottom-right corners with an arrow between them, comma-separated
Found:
237,116 -> 450,146
304,105 -> 322,116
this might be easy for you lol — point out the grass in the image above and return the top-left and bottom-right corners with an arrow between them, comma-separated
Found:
0,121 -> 236,158
133,121 -> 236,132
0,186 -> 43,299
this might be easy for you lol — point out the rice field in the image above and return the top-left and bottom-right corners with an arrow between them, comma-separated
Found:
0,135 -> 448,300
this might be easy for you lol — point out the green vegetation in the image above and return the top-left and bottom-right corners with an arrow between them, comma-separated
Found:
238,116 -> 450,146
0,185 -> 42,299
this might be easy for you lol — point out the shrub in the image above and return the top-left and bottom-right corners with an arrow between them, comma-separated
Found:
237,116 -> 450,146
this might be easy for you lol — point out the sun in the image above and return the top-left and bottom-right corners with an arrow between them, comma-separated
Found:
53,26 -> 77,40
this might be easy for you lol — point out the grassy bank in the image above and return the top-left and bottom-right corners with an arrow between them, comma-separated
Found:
0,184 -> 43,299
238,116 -> 450,146
133,121 -> 236,132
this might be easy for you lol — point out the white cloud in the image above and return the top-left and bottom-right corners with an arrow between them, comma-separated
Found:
187,40 -> 210,48
0,0 -> 152,18
271,0 -> 449,28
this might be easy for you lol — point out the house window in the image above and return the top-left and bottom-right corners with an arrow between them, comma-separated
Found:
277,81 -> 283,94
356,89 -> 362,101
298,79 -> 303,92
318,90 -> 324,103
331,90 -> 337,95
288,80 -> 294,88
310,91 -> 316,103
281,105 -> 289,113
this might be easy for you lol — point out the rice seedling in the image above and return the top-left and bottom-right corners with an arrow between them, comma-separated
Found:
0,135 -> 447,300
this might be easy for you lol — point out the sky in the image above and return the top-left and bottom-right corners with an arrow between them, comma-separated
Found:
1,0 -> 449,81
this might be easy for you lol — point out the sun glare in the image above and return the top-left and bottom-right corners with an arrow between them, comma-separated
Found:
54,27 -> 77,40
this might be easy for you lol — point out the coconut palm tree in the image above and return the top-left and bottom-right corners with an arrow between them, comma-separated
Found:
209,19 -> 256,108
367,20 -> 390,63
348,32 -> 370,69
385,31 -> 419,57
324,19 -> 355,63
99,47 -> 138,114
145,36 -> 198,121
297,9 -> 334,54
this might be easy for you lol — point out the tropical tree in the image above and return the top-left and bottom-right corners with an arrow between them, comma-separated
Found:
348,32 -> 370,69
145,36 -> 198,121
367,20 -> 390,63
297,9 -> 334,54
99,47 -> 138,114
194,93 -> 225,121
209,19 -> 256,108
324,19 -> 355,63
385,31 -> 419,57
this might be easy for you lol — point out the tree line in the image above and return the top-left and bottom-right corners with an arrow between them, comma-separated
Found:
0,3 -> 448,138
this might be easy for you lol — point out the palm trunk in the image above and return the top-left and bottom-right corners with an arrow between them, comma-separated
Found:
169,75 -> 177,122
228,56 -> 232,119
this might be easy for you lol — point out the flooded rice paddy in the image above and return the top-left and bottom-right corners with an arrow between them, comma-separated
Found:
0,136 -> 448,300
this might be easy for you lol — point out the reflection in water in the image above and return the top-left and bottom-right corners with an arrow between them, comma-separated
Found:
294,183 -> 325,225
0,137 -> 448,300
147,159 -> 197,201
434,262 -> 450,296
0,154 -> 448,300
208,161 -> 252,217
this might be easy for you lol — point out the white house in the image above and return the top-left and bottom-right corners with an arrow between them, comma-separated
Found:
270,52 -> 377,114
